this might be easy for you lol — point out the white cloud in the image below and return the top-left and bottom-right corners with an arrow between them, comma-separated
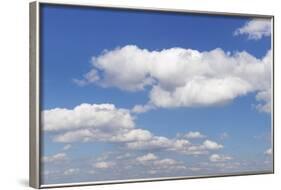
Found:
131,104 -> 155,113
173,139 -> 191,150
127,137 -> 222,156
256,89 -> 271,113
136,153 -> 158,163
152,158 -> 187,171
94,161 -> 115,169
184,131 -> 205,139
126,136 -> 172,150
53,128 -> 153,144
136,153 -> 186,170
73,69 -> 100,86
171,139 -> 223,155
126,137 -> 188,152
43,104 -> 167,147
265,148 -> 272,155
153,158 -> 178,166
149,76 -> 252,108
209,154 -> 232,162
202,140 -> 223,150
234,19 -> 271,40
42,103 -> 135,131
43,103 -> 150,144
44,103 -> 224,157
110,129 -> 153,142
74,45 -> 272,112
42,153 -> 67,163
54,129 -> 93,143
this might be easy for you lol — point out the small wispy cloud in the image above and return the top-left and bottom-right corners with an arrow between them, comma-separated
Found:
264,148 -> 272,155
234,19 -> 271,40
42,153 -> 67,163
136,153 -> 158,163
94,161 -> 115,169
183,131 -> 205,139
209,154 -> 232,162
62,144 -> 72,151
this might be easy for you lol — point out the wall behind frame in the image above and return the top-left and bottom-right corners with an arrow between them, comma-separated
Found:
0,0 -> 279,189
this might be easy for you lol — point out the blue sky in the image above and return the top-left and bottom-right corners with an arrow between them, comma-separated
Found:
40,4 -> 272,185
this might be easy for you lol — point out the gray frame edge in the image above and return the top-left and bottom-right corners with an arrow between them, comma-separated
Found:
29,1 -> 40,189
29,1 -> 274,188
34,0 -> 274,18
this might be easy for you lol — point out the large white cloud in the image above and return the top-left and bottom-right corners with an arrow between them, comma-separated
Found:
42,103 -> 135,131
43,103 -> 223,156
74,45 -> 272,113
234,18 -> 272,40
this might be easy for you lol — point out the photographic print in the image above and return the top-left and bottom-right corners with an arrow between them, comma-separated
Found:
30,2 -> 274,188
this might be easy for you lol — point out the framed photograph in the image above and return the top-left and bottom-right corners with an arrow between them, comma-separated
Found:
29,1 -> 274,188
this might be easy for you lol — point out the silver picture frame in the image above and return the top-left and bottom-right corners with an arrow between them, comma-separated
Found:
30,1 -> 274,188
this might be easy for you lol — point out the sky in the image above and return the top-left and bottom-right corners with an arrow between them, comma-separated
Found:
40,4 -> 273,185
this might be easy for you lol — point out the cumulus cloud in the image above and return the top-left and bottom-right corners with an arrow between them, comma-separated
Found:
149,77 -> 252,108
42,153 -> 67,163
202,140 -> 223,150
234,18 -> 272,40
42,103 -> 135,131
43,103 -> 223,156
43,103 -> 156,147
74,45 -> 272,112
209,154 -> 232,162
